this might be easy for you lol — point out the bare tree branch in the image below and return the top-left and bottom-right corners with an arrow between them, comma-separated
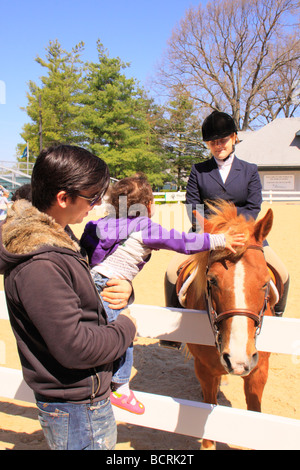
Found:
155,0 -> 300,129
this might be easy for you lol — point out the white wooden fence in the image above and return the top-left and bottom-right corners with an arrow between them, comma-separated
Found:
262,190 -> 300,203
153,190 -> 300,203
0,292 -> 300,450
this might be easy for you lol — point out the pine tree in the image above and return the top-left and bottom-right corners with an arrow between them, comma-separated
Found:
18,40 -> 84,159
157,92 -> 207,190
79,41 -> 165,185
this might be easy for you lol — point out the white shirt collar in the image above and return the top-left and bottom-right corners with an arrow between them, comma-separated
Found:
213,153 -> 235,183
213,153 -> 235,168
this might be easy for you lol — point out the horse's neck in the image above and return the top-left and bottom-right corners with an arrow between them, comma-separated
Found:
185,252 -> 208,310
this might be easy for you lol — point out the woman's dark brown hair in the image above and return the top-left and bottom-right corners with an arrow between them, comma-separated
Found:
32,145 -> 110,212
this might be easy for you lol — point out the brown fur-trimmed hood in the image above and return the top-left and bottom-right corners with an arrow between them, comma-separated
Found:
0,199 -> 80,273
2,199 -> 80,254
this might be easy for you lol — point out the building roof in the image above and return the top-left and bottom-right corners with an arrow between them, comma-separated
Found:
235,117 -> 300,167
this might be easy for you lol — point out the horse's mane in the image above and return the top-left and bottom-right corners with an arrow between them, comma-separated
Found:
206,200 -> 255,256
189,200 -> 256,301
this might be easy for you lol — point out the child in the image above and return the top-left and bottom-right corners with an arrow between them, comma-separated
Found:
80,174 -> 244,414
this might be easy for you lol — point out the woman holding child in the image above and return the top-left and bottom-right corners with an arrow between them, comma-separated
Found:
81,174 -> 244,414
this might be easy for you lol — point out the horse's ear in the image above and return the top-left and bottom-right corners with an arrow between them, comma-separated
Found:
254,209 -> 273,243
193,210 -> 213,232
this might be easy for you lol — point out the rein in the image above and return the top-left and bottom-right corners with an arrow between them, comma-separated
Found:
205,244 -> 270,349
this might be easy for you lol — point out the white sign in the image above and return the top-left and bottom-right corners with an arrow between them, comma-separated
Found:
264,174 -> 295,190
165,192 -> 186,202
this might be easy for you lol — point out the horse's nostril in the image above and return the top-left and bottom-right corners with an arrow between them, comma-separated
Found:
222,353 -> 231,369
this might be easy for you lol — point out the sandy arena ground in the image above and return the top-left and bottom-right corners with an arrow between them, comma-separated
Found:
0,202 -> 299,450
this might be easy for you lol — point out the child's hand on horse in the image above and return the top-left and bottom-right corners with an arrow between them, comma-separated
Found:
224,230 -> 245,253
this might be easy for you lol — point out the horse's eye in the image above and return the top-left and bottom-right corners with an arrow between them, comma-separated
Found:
208,276 -> 218,287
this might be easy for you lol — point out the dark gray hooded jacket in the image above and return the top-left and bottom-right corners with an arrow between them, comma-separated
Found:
0,200 -> 136,403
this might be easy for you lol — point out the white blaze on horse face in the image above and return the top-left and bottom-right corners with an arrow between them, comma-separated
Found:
228,260 -> 249,373
234,260 -> 247,309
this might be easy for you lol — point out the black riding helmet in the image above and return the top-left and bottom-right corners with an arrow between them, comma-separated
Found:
202,111 -> 237,141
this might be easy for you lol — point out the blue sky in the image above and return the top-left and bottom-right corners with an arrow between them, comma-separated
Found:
0,0 -> 204,162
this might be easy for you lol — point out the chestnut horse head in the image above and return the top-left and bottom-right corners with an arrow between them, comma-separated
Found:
188,201 -> 277,377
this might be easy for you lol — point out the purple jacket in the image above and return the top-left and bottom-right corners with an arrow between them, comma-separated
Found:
81,216 -> 211,271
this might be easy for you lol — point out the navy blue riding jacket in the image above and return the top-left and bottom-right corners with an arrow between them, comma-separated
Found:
186,156 -> 262,225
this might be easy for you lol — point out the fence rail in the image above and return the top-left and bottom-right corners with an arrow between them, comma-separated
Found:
0,293 -> 299,450
262,190 -> 300,203
153,190 -> 300,203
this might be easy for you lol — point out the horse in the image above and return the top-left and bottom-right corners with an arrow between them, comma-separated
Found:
165,201 -> 280,450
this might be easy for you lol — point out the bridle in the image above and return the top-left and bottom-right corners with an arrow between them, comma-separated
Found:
205,245 -> 270,350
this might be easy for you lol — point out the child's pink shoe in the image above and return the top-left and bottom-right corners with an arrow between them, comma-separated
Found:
110,390 -> 145,414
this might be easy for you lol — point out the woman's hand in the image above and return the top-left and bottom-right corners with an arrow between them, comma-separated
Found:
101,278 -> 133,309
119,308 -> 138,340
